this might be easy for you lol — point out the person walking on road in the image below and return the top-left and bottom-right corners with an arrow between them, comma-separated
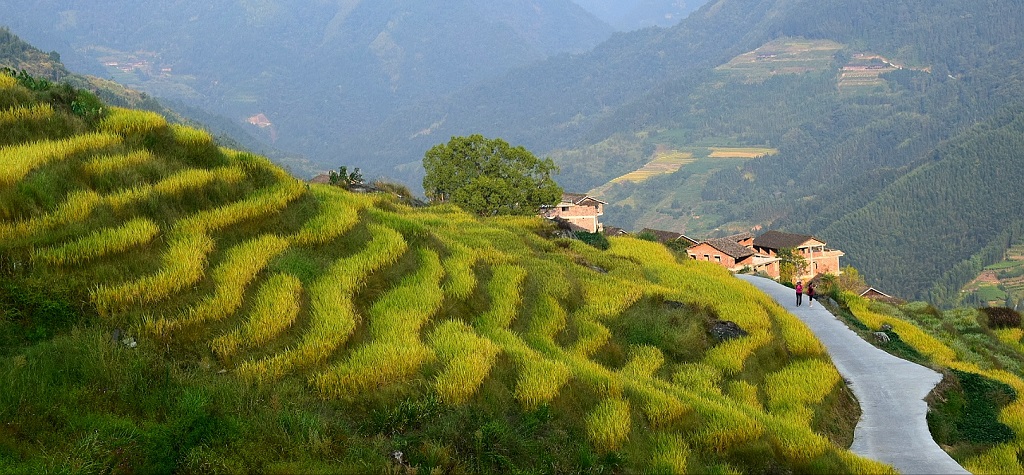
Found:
795,280 -> 803,306
807,282 -> 816,307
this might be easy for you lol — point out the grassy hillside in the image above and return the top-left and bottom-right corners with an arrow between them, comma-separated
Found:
0,71 -> 896,473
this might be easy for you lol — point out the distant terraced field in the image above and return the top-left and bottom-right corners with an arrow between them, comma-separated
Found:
589,145 -> 776,197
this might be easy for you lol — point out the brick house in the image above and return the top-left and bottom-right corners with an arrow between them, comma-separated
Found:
751,230 -> 844,281
540,193 -> 606,233
687,238 -> 755,271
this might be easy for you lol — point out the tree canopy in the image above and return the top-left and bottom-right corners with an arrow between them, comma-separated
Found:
422,135 -> 562,216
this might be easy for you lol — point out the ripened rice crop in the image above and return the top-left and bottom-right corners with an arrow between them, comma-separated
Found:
288,185 -> 374,246
0,132 -> 121,185
311,248 -> 444,398
98,107 -> 167,136
764,358 -> 841,424
0,103 -> 54,127
586,398 -> 632,451
513,355 -> 571,409
83,150 -> 154,176
32,217 -> 160,266
428,320 -> 501,404
240,223 -> 407,382
211,272 -> 303,358
91,230 -> 214,314
649,433 -> 690,473
0,190 -> 102,243
149,234 -> 290,333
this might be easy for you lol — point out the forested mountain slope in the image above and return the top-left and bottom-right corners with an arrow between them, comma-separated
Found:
0,70 -> 892,473
572,0 -> 701,30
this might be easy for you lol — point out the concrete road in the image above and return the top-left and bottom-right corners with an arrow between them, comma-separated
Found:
737,275 -> 970,474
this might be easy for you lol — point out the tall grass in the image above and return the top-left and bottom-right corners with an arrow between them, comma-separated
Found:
32,217 -> 160,266
211,272 -> 303,358
0,133 -> 121,185
239,223 -> 407,382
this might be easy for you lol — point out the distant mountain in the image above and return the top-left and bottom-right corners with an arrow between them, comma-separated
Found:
572,0 -> 704,30
0,0 -> 613,178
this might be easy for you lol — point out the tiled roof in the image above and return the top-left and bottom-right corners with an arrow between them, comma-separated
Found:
562,192 -> 606,205
640,228 -> 695,244
603,226 -> 628,236
703,237 -> 755,259
723,232 -> 754,242
753,230 -> 818,250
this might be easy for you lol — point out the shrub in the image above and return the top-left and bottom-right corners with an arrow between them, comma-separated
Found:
980,307 -> 1021,329
576,231 -> 610,250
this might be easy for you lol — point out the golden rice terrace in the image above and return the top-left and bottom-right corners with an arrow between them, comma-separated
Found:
0,71 -> 893,473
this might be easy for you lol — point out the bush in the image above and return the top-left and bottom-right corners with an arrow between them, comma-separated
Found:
980,307 -> 1022,329
576,232 -> 610,250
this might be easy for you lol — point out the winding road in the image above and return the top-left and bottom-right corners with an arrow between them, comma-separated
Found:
737,275 -> 970,475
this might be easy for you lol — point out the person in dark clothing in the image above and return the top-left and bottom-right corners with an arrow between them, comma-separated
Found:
807,282 -> 816,307
795,281 -> 803,306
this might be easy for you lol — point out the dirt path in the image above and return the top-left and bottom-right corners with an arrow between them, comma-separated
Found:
737,275 -> 970,474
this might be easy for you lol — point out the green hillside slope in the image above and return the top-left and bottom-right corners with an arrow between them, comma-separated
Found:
0,71 -> 893,473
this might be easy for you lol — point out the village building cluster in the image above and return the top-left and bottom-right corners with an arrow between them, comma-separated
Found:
540,192 -> 845,283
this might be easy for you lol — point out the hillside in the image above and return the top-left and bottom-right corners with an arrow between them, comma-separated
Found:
0,70 -> 904,473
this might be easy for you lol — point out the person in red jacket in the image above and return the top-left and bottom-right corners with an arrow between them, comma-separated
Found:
807,282 -> 816,307
795,281 -> 803,306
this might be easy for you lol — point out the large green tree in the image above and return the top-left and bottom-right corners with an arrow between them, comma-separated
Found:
423,135 -> 562,216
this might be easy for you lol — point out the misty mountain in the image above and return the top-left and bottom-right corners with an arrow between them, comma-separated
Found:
0,0 -> 613,174
572,0 -> 703,30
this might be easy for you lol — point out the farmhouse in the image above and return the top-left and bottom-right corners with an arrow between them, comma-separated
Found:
685,230 -> 844,281
751,230 -> 844,281
540,193 -> 605,233
687,238 -> 755,270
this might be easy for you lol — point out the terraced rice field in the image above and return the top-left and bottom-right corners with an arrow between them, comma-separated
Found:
0,73 -> 895,472
716,37 -> 844,81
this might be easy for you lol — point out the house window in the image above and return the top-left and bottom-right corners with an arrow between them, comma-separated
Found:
561,206 -> 569,211
714,255 -> 721,263
703,254 -> 710,261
